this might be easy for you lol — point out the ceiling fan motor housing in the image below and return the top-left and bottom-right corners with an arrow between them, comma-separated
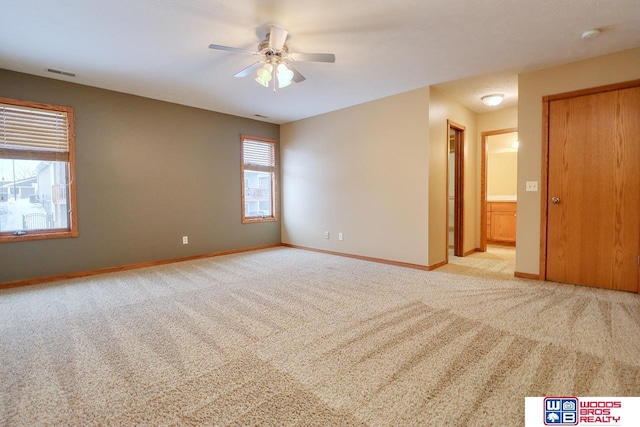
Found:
258,38 -> 288,57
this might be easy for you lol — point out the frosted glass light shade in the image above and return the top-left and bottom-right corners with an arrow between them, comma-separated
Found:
255,77 -> 269,87
481,94 -> 504,107
256,64 -> 273,83
277,63 -> 294,85
254,61 -> 295,90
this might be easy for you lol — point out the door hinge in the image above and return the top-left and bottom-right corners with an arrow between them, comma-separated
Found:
638,255 -> 640,266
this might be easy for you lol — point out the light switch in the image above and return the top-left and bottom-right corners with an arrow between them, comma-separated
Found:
526,181 -> 538,192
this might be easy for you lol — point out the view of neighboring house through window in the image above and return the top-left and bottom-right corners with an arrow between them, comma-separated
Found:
0,98 -> 77,241
241,135 -> 277,223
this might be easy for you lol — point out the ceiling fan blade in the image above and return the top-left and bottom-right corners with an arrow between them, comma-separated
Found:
287,63 -> 306,83
288,52 -> 336,63
268,25 -> 288,51
208,44 -> 256,55
234,61 -> 263,78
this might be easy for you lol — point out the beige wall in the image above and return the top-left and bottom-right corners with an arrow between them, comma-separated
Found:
0,69 -> 280,283
478,107 -> 517,135
488,152 -> 518,196
281,87 -> 430,266
428,87 -> 478,264
517,47 -> 640,275
487,133 -> 518,197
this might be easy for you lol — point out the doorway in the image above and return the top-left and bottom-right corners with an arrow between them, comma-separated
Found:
447,120 -> 465,259
480,128 -> 518,252
541,81 -> 640,292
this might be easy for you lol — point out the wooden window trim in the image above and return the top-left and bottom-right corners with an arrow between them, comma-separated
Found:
240,134 -> 278,224
0,97 -> 78,242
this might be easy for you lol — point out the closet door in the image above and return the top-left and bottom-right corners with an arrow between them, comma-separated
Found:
546,85 -> 640,292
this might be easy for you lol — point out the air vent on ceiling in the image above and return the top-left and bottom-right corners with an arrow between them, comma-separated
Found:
47,68 -> 76,77
254,114 -> 269,119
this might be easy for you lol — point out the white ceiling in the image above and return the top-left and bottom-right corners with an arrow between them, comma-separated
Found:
2,1 -> 639,124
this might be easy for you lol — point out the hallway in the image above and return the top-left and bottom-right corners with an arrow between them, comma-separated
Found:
442,245 -> 515,280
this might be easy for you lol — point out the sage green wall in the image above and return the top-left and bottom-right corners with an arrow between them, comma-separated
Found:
0,69 -> 280,283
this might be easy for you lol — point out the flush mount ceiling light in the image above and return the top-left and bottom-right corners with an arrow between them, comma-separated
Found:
581,29 -> 601,40
481,94 -> 504,107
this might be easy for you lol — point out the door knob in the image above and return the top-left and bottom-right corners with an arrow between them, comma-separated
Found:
551,197 -> 560,204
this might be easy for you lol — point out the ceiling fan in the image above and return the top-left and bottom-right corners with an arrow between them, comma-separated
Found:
208,25 -> 335,92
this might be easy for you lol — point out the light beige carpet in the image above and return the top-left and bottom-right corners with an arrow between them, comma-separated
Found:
1,247 -> 639,426
445,245 -> 517,280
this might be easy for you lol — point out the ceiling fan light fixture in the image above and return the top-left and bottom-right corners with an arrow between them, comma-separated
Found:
277,63 -> 294,85
256,63 -> 273,82
255,77 -> 269,87
209,24 -> 335,91
481,94 -> 504,107
277,78 -> 292,89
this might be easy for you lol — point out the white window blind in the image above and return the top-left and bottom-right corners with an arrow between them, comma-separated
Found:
0,103 -> 70,152
243,139 -> 274,167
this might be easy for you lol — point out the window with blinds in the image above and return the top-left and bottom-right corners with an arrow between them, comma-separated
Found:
1,103 -> 70,156
0,97 -> 77,241
240,135 -> 277,223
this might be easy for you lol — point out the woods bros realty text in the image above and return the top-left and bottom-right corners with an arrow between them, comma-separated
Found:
578,400 -> 621,424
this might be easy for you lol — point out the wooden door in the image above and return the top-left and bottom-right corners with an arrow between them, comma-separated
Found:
546,85 -> 640,292
447,120 -> 465,258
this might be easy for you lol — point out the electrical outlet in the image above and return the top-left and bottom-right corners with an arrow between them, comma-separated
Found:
324,231 -> 330,240
182,236 -> 189,245
526,181 -> 538,192
338,232 -> 343,241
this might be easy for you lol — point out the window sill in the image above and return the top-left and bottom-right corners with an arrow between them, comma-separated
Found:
0,229 -> 78,243
242,217 -> 278,224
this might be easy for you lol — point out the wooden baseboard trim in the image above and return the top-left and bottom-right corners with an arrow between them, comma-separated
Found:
514,271 -> 540,280
0,243 -> 282,290
281,243 -> 432,271
463,248 -> 480,256
428,260 -> 448,270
